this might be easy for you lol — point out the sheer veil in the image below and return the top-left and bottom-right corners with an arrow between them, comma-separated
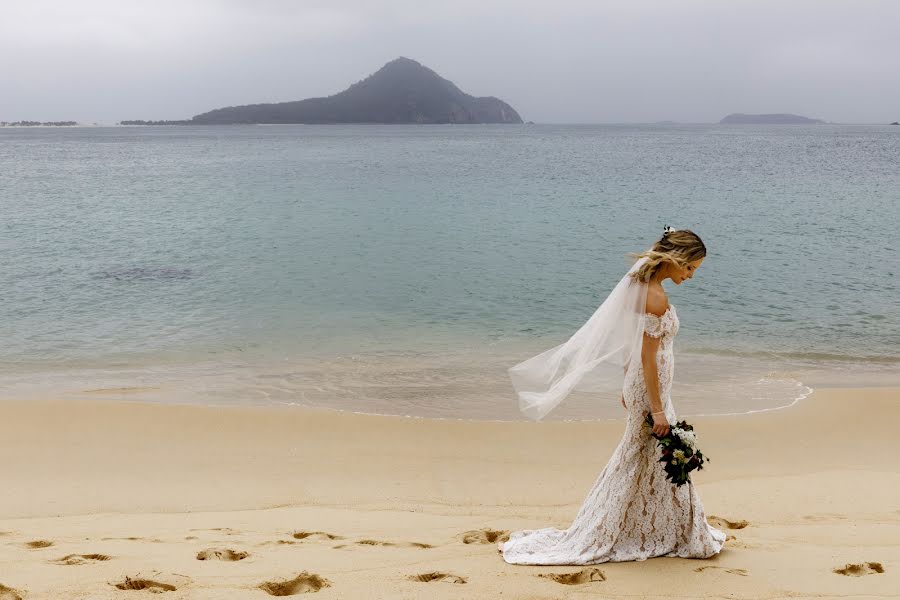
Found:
509,257 -> 650,421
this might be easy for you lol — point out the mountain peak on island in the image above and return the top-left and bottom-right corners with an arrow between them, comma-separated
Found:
360,56 -> 432,82
377,56 -> 429,71
189,57 -> 522,125
368,56 -> 461,84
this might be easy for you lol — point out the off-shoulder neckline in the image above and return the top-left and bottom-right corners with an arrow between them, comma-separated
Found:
645,303 -> 675,319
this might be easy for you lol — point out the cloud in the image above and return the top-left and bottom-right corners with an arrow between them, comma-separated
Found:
1,0 -> 898,123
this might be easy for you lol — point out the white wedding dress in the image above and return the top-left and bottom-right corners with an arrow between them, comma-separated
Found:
499,304 -> 726,564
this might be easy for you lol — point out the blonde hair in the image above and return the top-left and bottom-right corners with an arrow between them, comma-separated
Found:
629,228 -> 706,282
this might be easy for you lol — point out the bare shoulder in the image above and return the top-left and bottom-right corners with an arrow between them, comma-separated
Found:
644,285 -> 669,317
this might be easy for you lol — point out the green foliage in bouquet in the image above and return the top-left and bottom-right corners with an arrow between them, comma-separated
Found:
643,412 -> 709,487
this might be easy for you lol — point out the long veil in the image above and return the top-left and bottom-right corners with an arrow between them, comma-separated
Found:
509,257 -> 650,421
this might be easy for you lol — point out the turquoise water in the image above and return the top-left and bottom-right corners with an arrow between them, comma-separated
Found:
2,124 -> 898,419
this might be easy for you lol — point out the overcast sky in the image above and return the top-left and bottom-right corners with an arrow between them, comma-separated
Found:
2,0 -> 898,124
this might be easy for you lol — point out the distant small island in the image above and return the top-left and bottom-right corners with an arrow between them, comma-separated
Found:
719,113 -> 825,125
1,120 -> 78,127
122,57 -> 522,125
120,119 -> 191,126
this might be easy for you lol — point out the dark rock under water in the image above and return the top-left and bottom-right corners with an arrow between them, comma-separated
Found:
93,266 -> 195,282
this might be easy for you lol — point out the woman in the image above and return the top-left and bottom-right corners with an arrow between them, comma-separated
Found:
499,227 -> 726,564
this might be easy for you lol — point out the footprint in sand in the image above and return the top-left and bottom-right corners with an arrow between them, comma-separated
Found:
833,562 -> 884,576
722,534 -> 755,549
259,539 -> 318,547
462,529 -> 510,545
190,527 -> 241,536
537,568 -> 605,585
352,539 -> 433,549
292,531 -> 343,541
708,515 -> 749,530
694,566 -> 748,576
24,540 -> 54,549
113,576 -> 178,592
0,583 -> 24,600
52,553 -> 111,565
409,572 -> 467,584
259,572 -> 331,596
196,548 -> 249,561
804,513 -> 847,522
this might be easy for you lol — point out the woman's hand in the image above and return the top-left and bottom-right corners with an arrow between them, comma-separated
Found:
651,412 -> 670,437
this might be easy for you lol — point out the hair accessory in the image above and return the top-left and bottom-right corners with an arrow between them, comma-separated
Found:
663,225 -> 676,236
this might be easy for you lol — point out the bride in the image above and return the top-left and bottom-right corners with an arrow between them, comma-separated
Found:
498,227 -> 726,564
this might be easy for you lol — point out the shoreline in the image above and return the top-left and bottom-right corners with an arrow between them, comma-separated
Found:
0,372 -> 874,423
0,378 -> 818,423
4,347 -> 895,422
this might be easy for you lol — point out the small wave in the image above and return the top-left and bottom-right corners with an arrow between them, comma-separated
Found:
684,380 -> 814,418
682,347 -> 900,365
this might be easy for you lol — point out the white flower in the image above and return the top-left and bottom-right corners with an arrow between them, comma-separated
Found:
672,449 -> 686,461
672,427 -> 698,449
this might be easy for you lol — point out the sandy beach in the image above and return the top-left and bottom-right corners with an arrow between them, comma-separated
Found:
1,386 -> 897,599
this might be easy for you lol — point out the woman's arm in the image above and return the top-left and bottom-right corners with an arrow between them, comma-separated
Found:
640,332 -> 663,415
642,289 -> 671,436
641,332 -> 670,436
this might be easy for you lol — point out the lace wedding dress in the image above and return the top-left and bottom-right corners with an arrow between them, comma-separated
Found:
499,304 -> 726,564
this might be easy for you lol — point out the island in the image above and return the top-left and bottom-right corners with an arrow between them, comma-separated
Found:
0,121 -> 78,127
123,57 -> 522,125
719,113 -> 825,125
120,119 -> 191,126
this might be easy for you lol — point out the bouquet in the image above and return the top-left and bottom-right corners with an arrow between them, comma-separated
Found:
643,412 -> 709,487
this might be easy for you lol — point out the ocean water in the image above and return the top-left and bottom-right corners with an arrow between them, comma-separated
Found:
1,124 -> 898,420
